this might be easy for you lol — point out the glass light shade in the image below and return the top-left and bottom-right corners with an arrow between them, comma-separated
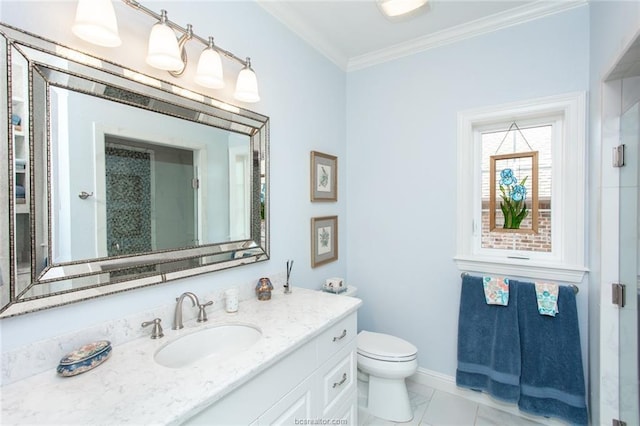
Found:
234,66 -> 260,103
378,0 -> 428,17
72,0 -> 121,47
146,21 -> 183,71
195,48 -> 225,89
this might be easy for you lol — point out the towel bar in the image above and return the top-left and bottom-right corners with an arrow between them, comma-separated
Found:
459,272 -> 578,294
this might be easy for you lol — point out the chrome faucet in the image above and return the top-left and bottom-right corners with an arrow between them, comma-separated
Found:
173,292 -> 200,330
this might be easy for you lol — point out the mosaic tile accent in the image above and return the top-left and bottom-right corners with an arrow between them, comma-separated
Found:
105,145 -> 152,256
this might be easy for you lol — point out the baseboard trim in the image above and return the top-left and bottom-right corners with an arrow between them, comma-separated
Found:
407,367 -> 566,426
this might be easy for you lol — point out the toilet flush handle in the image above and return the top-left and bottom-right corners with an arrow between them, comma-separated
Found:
332,329 -> 347,342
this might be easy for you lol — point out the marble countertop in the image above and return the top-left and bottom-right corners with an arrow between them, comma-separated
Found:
0,288 -> 361,425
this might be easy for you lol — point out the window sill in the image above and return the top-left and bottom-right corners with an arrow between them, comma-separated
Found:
453,255 -> 588,283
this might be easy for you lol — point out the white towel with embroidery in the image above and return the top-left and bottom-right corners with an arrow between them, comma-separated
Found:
482,276 -> 509,306
534,282 -> 559,316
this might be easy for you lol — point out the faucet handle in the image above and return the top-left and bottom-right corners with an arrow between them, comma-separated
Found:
197,300 -> 214,322
141,318 -> 164,339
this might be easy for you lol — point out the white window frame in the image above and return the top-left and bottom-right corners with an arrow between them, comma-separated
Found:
455,92 -> 588,283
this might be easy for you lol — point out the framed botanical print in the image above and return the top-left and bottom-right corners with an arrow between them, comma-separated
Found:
310,151 -> 337,202
311,216 -> 338,267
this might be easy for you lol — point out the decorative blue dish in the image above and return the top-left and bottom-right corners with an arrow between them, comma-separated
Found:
57,340 -> 112,377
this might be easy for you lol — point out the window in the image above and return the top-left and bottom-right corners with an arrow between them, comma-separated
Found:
480,122 -> 552,253
455,93 -> 587,282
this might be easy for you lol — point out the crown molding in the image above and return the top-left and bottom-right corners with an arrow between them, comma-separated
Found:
256,1 -> 349,70
257,0 -> 587,73
348,0 -> 588,71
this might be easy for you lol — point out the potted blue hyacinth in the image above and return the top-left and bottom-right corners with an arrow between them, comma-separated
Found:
499,168 -> 528,229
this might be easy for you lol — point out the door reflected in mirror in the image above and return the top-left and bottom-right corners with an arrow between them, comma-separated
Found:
104,138 -> 196,256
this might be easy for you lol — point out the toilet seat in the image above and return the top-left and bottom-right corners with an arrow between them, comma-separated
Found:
357,330 -> 417,362
358,350 -> 417,363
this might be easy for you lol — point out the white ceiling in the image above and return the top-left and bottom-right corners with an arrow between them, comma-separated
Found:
257,0 -> 586,71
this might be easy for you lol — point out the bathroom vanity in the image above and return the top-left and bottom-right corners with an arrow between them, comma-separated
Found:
0,289 -> 361,425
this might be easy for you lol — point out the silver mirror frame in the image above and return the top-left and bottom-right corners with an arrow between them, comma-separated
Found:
0,23 -> 270,318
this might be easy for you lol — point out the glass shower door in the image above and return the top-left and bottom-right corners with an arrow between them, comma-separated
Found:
619,102 -> 639,425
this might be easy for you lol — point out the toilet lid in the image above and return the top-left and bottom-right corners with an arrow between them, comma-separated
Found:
357,330 -> 417,361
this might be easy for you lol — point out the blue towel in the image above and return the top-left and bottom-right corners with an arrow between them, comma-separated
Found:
514,280 -> 588,425
456,275 -> 521,402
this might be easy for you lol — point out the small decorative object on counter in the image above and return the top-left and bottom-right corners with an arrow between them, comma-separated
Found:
57,340 -> 112,377
255,277 -> 274,301
225,288 -> 239,312
284,259 -> 294,294
323,277 -> 346,294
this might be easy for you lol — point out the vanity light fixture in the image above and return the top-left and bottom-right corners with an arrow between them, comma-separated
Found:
195,37 -> 225,89
72,0 -> 260,103
72,0 -> 121,47
145,10 -> 184,72
377,0 -> 428,17
234,58 -> 260,103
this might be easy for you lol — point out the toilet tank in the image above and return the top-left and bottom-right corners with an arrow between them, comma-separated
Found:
342,286 -> 358,297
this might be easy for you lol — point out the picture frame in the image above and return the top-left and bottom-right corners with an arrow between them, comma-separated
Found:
311,216 -> 338,267
489,151 -> 539,234
310,151 -> 337,202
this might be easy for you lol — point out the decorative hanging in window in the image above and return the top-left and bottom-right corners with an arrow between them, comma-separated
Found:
489,123 -> 539,233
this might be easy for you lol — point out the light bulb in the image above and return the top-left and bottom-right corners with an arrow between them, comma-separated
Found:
145,10 -> 183,72
72,0 -> 121,47
195,37 -> 224,89
378,0 -> 428,17
234,58 -> 260,103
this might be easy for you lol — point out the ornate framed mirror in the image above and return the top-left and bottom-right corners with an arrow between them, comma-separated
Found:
0,23 -> 269,317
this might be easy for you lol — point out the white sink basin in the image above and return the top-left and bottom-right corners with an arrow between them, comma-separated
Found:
154,324 -> 262,368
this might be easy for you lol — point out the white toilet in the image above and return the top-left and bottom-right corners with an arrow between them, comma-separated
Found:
339,286 -> 418,422
357,330 -> 418,422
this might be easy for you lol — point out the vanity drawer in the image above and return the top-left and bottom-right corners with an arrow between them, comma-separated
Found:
318,342 -> 357,416
317,312 -> 356,362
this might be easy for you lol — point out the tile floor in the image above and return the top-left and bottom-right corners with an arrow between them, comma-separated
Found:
357,380 -> 555,426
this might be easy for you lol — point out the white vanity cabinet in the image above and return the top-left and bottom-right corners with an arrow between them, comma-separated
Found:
184,312 -> 358,425
0,289 -> 361,425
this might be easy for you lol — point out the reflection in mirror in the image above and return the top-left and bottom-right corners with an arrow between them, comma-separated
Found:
12,44 -> 32,299
0,23 -> 269,317
0,35 -> 9,309
50,87 -> 251,263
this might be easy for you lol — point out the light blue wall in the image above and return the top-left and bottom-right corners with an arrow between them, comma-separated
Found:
0,1 -> 347,350
346,5 -> 590,377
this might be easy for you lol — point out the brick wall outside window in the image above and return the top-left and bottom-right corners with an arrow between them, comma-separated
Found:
481,200 -> 551,252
